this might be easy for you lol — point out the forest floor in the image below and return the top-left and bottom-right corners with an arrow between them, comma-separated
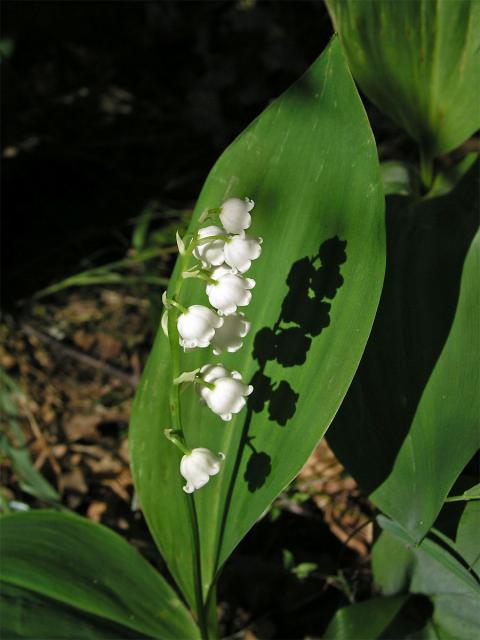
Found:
1,244 -> 373,638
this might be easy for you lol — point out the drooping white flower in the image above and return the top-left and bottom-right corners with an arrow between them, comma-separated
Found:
177,304 -> 223,349
206,266 -> 255,315
198,364 -> 253,421
180,448 -> 225,493
193,225 -> 226,267
224,233 -> 262,273
219,197 -> 254,234
196,363 -> 233,402
211,312 -> 251,355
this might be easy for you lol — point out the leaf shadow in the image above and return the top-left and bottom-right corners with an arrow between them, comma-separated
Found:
241,235 -> 347,492
327,161 -> 479,495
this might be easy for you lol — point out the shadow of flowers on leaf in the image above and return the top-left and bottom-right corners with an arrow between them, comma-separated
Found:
243,235 -> 347,492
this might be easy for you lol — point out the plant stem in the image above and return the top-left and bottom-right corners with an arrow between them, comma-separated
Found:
445,494 -> 480,503
166,247 -> 210,640
420,147 -> 434,191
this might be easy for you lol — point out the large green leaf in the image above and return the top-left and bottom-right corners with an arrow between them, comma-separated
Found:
328,163 -> 479,542
0,511 -> 199,639
327,0 -> 480,159
322,595 -> 408,639
373,517 -> 480,640
130,36 -> 385,607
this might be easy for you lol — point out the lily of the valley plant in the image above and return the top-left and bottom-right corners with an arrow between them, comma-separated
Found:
162,197 -> 262,494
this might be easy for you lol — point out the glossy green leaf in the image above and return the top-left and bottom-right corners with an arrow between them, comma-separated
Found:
130,37 -> 385,607
322,595 -> 408,639
0,511 -> 199,639
328,162 -> 479,542
327,0 -> 480,158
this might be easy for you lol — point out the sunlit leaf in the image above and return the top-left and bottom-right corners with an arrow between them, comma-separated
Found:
130,37 -> 385,608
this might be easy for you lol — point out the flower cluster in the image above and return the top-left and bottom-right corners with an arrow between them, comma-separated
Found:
164,197 -> 262,493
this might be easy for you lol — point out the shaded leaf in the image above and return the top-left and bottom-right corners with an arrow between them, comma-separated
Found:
456,501 -> 480,573
0,511 -> 199,639
322,595 -> 408,639
327,0 -> 480,157
374,517 -> 480,640
328,163 -> 479,542
381,160 -> 419,197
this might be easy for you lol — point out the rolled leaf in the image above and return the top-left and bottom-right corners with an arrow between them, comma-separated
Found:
327,0 -> 480,158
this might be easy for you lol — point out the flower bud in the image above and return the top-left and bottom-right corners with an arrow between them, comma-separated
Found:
224,233 -> 262,273
206,266 -> 255,315
177,305 -> 223,349
220,197 -> 254,234
193,225 -> 226,267
180,448 -> 225,493
211,312 -> 250,355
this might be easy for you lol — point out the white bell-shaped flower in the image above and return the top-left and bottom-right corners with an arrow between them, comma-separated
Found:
198,364 -> 253,421
219,197 -> 254,234
206,266 -> 255,315
224,233 -> 262,273
193,225 -> 226,267
211,312 -> 250,355
197,363 -> 232,402
180,447 -> 225,493
177,304 -> 223,349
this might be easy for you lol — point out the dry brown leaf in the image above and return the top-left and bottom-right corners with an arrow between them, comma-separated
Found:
87,501 -> 107,522
72,330 -> 96,351
57,299 -> 103,323
62,467 -> 88,494
63,413 -> 101,441
95,332 -> 122,360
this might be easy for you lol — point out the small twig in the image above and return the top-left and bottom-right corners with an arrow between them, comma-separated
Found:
22,323 -> 139,387
23,401 -> 63,490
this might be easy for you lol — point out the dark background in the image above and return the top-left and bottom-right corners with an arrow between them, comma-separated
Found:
2,0 -> 339,306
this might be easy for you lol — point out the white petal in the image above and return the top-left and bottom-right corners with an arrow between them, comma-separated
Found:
193,225 -> 226,267
223,234 -> 262,273
220,197 -> 252,234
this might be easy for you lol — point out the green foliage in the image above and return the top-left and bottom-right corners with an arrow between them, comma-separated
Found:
130,36 -> 385,610
372,515 -> 480,640
322,595 -> 408,640
0,369 -> 60,506
455,501 -> 480,572
380,161 -> 420,197
327,0 -> 480,160
328,163 -> 479,542
0,511 -> 200,639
